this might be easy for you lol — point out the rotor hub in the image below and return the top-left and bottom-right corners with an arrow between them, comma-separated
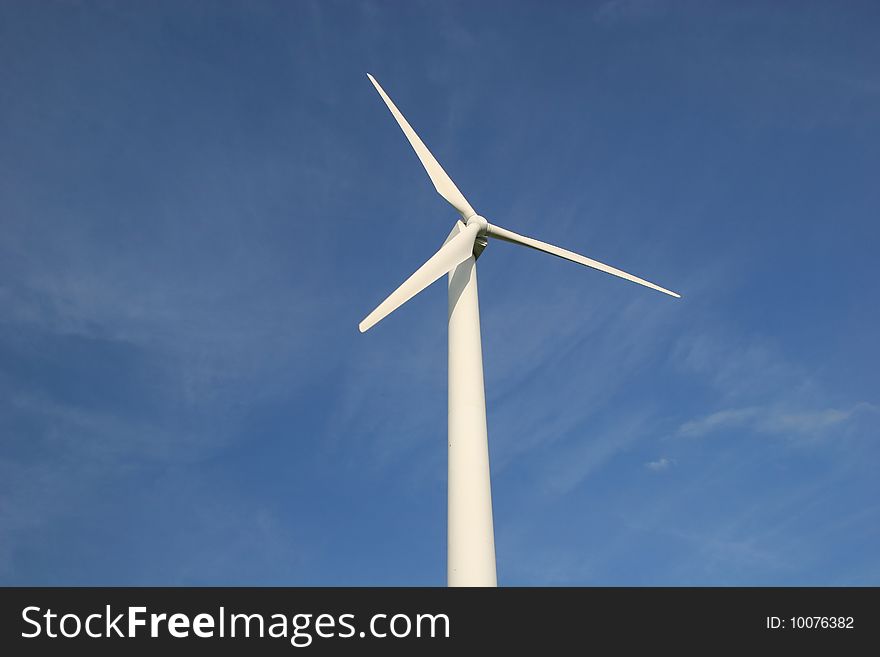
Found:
466,214 -> 489,236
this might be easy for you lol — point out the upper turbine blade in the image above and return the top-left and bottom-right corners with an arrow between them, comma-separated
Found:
359,222 -> 480,333
486,224 -> 681,298
367,74 -> 476,220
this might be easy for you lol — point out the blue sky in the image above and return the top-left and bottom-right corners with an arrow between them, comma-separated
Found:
1,1 -> 878,585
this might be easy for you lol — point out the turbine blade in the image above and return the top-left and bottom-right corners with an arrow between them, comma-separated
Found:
486,224 -> 681,298
359,223 -> 479,333
366,73 -> 476,220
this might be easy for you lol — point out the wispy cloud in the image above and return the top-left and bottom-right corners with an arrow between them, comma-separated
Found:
678,402 -> 876,439
538,410 -> 654,496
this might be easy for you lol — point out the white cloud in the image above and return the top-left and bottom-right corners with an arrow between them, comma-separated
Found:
646,457 -> 675,471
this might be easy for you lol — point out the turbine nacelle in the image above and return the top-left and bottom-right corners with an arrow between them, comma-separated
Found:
465,215 -> 490,258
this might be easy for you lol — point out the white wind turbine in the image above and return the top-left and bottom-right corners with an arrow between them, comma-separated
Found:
359,74 -> 680,587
